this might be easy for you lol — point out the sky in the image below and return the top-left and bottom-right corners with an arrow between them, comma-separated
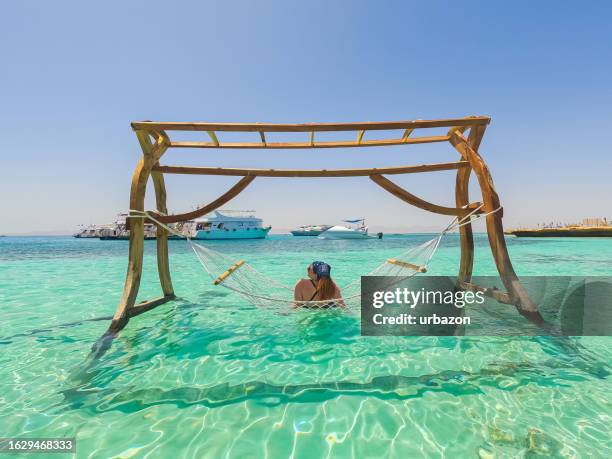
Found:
1,1 -> 611,234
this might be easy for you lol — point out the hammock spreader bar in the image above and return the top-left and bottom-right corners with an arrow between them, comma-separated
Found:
213,260 -> 245,285
387,258 -> 427,273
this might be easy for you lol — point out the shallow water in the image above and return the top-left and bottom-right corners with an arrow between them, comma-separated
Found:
0,235 -> 611,458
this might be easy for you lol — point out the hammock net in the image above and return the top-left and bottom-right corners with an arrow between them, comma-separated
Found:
188,235 -> 442,309
131,205 -> 492,311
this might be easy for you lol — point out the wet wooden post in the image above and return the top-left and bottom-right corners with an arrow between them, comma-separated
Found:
108,131 -> 170,333
151,169 -> 174,297
454,125 -> 485,283
145,131 -> 175,298
449,129 -> 543,323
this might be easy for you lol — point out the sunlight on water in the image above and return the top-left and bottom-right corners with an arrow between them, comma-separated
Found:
0,235 -> 611,458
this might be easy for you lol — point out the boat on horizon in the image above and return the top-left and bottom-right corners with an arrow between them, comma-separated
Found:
183,210 -> 271,240
74,210 -> 271,241
318,219 -> 383,240
99,213 -> 157,240
73,224 -> 107,238
290,224 -> 333,236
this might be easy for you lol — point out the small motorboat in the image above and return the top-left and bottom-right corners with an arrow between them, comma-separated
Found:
318,219 -> 382,240
290,224 -> 332,236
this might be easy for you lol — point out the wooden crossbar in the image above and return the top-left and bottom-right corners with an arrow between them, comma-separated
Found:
168,135 -> 449,149
370,174 -> 483,216
152,161 -> 468,178
356,130 -> 365,144
146,176 -> 256,224
213,260 -> 245,285
402,128 -> 414,140
128,295 -> 175,318
207,131 -> 219,146
387,258 -> 427,273
132,116 -> 490,133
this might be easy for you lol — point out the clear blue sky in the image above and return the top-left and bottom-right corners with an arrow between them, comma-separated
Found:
1,1 -> 611,234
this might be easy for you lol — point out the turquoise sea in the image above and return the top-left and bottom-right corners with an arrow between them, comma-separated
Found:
1,234 -> 611,458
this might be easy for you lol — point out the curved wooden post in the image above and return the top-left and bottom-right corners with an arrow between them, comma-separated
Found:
369,174 -> 482,216
147,176 -> 256,224
151,168 -> 174,297
449,130 -> 543,323
108,131 -> 168,333
456,166 -> 474,282
454,126 -> 485,283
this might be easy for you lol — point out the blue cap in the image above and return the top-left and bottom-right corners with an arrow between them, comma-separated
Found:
312,261 -> 331,278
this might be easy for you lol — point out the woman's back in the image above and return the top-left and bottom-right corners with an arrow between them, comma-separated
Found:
294,278 -> 340,302
293,261 -> 345,309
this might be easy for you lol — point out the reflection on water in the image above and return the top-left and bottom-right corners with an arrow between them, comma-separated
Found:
1,235 -> 611,457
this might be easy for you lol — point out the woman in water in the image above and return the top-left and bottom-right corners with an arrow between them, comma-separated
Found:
293,261 -> 345,309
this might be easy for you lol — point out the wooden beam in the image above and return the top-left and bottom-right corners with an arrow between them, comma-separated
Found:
451,124 -> 480,284
109,130 -> 168,333
401,128 -> 414,141
128,295 -> 175,318
207,131 -> 219,146
131,116 -> 491,133
150,130 -> 171,147
455,143 -> 475,284
168,135 -> 450,149
370,174 -> 483,216
153,161 -> 469,178
449,130 -> 543,322
356,130 -> 365,144
151,166 -> 174,296
467,123 -> 486,151
147,175 -> 256,224
448,131 -> 500,213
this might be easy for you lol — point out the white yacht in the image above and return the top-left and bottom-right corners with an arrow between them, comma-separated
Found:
99,213 -> 157,240
187,210 -> 271,240
318,219 -> 383,240
290,224 -> 332,236
73,224 -> 105,238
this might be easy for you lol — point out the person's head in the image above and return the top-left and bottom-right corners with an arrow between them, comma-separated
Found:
307,261 -> 330,280
308,261 -> 335,300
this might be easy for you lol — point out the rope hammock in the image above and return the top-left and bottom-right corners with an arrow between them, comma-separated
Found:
129,205 -> 498,310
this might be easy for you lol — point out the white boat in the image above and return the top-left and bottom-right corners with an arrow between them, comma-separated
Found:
99,213 -> 157,240
73,224 -> 104,238
318,219 -> 382,240
188,210 -> 271,240
74,222 -> 116,238
290,224 -> 332,236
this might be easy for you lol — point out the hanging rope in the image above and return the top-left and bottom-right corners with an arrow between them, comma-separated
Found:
128,205 -> 500,310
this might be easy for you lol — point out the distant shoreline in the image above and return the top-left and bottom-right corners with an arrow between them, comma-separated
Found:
1,232 -> 491,238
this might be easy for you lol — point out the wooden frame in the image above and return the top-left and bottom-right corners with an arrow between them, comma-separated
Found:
108,115 -> 543,333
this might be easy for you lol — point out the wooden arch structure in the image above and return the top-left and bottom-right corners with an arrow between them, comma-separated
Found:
109,116 -> 543,333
